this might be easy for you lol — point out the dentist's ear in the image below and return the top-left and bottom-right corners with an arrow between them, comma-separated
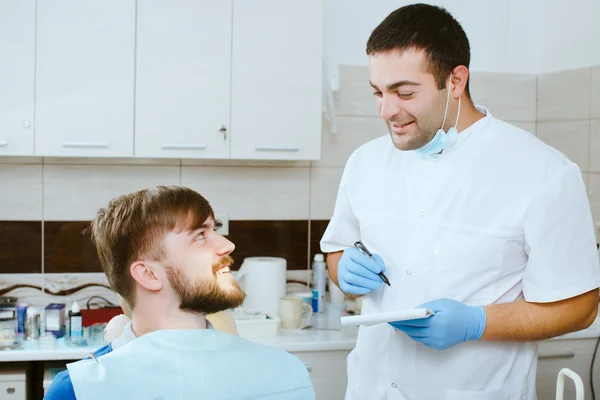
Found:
450,66 -> 469,98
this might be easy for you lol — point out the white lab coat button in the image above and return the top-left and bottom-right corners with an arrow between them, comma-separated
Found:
406,270 -> 412,275
391,383 -> 397,388
419,210 -> 425,217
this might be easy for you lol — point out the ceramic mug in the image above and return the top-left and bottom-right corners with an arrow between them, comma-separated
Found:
290,291 -> 313,306
279,297 -> 313,330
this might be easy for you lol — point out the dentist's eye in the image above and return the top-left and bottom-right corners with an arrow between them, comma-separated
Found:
373,91 -> 382,98
398,92 -> 414,99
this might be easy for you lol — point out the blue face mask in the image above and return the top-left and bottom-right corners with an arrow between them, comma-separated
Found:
415,80 -> 461,156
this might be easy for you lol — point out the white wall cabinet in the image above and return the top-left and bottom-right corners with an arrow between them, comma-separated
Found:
230,0 -> 323,160
134,0 -> 232,159
6,1 -> 322,160
34,0 -> 135,158
0,0 -> 35,156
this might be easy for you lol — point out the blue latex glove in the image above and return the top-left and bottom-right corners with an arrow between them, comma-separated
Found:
337,247 -> 386,295
389,299 -> 487,350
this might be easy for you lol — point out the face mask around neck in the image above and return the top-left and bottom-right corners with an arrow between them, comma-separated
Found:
415,78 -> 461,157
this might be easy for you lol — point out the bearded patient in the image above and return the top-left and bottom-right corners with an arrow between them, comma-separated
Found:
44,185 -> 315,400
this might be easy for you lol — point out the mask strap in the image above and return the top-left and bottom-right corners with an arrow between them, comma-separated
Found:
440,77 -> 452,129
454,96 -> 461,128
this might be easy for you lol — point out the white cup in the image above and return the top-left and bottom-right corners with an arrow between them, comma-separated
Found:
279,297 -> 313,330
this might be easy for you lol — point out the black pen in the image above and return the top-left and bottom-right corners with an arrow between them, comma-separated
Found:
353,241 -> 391,287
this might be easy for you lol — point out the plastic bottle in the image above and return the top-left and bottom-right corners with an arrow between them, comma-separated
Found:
69,301 -> 83,342
312,254 -> 327,313
24,307 -> 40,340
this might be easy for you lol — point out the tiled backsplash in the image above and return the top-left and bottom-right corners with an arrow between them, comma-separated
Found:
1,65 -> 599,307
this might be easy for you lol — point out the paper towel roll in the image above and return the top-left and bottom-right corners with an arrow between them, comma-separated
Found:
236,257 -> 287,317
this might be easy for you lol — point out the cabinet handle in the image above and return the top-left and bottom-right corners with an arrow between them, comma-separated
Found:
255,145 -> 299,152
0,141 -> 7,147
6,386 -> 15,394
161,144 -> 207,150
62,141 -> 109,149
538,350 -> 575,359
219,126 -> 227,141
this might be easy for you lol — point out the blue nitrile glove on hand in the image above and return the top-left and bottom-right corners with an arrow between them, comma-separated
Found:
337,247 -> 386,295
389,299 -> 487,350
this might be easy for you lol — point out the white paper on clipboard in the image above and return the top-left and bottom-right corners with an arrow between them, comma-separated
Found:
340,308 -> 434,327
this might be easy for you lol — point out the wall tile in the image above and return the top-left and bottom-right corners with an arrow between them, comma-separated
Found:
592,66 -> 600,119
43,273 -> 118,308
43,157 -> 180,166
335,65 -> 377,116
227,221 -> 308,270
310,167 -> 344,220
0,221 -> 41,273
181,166 -> 310,220
591,119 -> 600,173
507,121 -> 536,135
44,220 -> 311,274
0,164 -> 42,220
43,165 -> 180,220
313,116 -> 386,168
470,72 -> 537,121
310,220 -> 330,260
537,120 -> 590,170
589,173 -> 600,225
0,274 -> 46,307
181,159 -> 309,168
538,68 -> 591,121
44,221 -> 101,273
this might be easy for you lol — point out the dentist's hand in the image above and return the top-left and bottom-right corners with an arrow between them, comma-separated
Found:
389,299 -> 487,350
337,247 -> 386,295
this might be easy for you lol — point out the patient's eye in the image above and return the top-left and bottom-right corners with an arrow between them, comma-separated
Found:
194,232 -> 206,241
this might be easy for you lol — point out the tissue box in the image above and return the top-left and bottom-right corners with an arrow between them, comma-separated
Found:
45,304 -> 65,338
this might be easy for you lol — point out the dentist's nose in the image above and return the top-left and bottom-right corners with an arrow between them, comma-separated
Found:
379,95 -> 401,121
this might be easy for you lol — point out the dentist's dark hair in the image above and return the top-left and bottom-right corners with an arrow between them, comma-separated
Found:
366,3 -> 471,95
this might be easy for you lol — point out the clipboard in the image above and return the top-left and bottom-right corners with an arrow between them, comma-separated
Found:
340,308 -> 434,327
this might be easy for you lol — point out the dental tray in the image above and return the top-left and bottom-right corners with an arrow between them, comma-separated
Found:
233,308 -> 280,338
341,308 -> 434,327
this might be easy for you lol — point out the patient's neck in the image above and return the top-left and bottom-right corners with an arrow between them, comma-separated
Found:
130,296 -> 207,337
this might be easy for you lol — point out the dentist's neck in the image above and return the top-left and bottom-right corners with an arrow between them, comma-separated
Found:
445,95 -> 485,133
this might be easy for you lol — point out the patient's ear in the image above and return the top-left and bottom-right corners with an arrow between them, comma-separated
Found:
130,261 -> 163,292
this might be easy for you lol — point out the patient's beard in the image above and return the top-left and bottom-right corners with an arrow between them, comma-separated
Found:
166,263 -> 246,315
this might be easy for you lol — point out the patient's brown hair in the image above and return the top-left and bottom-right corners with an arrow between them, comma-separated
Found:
90,186 -> 215,308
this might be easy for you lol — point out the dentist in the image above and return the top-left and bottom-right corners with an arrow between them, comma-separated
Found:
321,4 -> 600,400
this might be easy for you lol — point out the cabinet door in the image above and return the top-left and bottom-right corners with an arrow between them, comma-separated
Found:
291,350 -> 349,400
0,1 -> 35,156
135,0 -> 232,159
230,0 -> 323,160
0,381 -> 26,400
536,339 -> 596,399
35,1 -> 135,157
